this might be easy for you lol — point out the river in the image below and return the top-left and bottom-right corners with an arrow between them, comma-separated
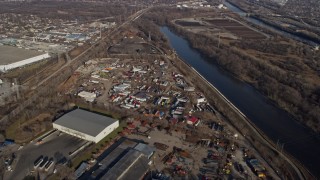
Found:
223,1 -> 319,47
161,26 -> 320,179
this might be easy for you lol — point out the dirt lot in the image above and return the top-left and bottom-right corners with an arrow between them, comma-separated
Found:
108,37 -> 160,54
206,18 -> 266,39
174,18 -> 267,40
125,118 -> 278,179
175,20 -> 204,27
0,45 -> 43,65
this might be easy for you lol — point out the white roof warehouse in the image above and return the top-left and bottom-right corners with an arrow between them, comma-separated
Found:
53,109 -> 119,143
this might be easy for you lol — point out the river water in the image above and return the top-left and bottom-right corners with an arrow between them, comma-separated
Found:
161,26 -> 320,179
223,1 -> 319,46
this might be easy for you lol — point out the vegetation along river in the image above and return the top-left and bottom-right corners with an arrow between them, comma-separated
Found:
161,26 -> 320,179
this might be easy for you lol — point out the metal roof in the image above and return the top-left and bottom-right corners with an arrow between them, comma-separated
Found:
101,149 -> 149,180
53,109 -> 118,137
134,143 -> 155,159
74,162 -> 88,179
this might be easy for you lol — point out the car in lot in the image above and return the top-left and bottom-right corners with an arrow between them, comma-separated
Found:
39,156 -> 49,169
45,158 -> 54,171
36,139 -> 43,145
34,155 -> 44,169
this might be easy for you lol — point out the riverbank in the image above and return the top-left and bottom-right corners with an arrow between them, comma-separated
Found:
171,50 -> 310,180
168,16 -> 320,131
168,19 -> 320,137
160,26 -> 316,179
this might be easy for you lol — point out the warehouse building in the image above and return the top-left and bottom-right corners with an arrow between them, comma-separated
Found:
0,53 -> 50,72
82,139 -> 154,180
101,149 -> 150,180
53,109 -> 119,143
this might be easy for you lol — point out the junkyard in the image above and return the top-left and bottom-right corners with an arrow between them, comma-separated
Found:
52,33 -> 280,179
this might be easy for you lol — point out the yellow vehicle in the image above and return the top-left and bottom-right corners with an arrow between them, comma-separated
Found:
258,172 -> 266,178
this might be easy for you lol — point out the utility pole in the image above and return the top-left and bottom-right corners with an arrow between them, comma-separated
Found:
65,52 -> 71,61
218,32 -> 221,48
14,78 -> 20,100
58,52 -> 62,61
100,23 -> 102,39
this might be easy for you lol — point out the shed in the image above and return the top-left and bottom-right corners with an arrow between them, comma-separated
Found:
134,143 -> 155,159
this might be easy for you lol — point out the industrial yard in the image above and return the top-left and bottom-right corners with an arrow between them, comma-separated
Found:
51,31 -> 280,179
205,18 -> 267,39
126,121 -> 272,179
173,17 -> 267,40
0,0 -> 316,179
0,23 -> 282,179
0,6 -> 118,72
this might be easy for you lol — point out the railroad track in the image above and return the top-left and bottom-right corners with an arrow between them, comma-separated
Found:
0,6 -> 152,126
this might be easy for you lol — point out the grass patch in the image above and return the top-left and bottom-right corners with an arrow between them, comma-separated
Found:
71,151 -> 92,170
6,116 -> 27,140
4,60 -> 49,79
5,113 -> 52,143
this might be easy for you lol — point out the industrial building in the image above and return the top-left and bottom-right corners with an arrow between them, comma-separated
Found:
53,109 -> 119,143
0,53 -> 50,72
102,149 -> 150,180
81,139 -> 155,180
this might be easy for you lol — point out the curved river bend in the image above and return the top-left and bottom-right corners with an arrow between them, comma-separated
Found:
161,26 -> 320,179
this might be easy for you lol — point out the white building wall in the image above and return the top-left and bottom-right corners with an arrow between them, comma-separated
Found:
94,120 -> 119,143
53,120 -> 119,143
0,53 -> 50,72
53,123 -> 95,142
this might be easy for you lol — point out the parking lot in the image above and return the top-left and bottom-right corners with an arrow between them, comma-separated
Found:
5,130 -> 86,180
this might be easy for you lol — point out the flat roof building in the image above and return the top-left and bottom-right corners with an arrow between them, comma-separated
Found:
81,139 -> 153,180
101,149 -> 150,180
134,143 -> 155,159
53,109 -> 119,143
